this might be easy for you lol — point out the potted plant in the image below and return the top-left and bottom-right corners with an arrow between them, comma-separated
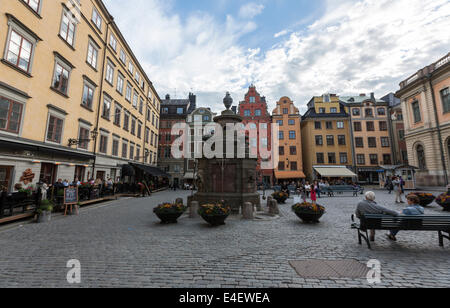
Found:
436,192 -> 450,211
198,203 -> 231,226
272,191 -> 288,204
37,200 -> 54,223
153,202 -> 187,224
292,202 -> 326,223
408,192 -> 435,207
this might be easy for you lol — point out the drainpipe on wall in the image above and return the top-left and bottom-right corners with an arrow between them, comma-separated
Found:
428,75 -> 448,185
91,20 -> 112,177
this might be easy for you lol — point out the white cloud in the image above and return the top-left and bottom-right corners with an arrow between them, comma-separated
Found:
238,3 -> 265,19
274,30 -> 289,38
104,0 -> 450,114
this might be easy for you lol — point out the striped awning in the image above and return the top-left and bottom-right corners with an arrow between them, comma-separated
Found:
313,166 -> 357,178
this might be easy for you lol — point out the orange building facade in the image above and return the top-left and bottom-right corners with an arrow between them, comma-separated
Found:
272,97 -> 305,183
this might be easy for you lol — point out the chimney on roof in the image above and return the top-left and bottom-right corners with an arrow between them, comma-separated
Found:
370,92 -> 375,101
165,94 -> 170,100
360,93 -> 366,97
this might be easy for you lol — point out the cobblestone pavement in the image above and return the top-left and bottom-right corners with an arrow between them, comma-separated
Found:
0,189 -> 449,288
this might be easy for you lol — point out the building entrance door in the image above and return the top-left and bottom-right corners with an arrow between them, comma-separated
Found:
74,166 -> 86,182
96,171 -> 106,181
0,166 -> 13,192
40,163 -> 57,185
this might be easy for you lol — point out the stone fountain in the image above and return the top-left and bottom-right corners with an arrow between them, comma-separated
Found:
188,92 -> 260,214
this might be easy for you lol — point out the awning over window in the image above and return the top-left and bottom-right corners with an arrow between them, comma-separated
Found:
313,166 -> 357,178
129,163 -> 170,177
184,172 -> 195,179
274,171 -> 306,179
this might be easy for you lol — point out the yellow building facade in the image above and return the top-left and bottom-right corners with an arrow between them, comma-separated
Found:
0,0 -> 160,192
272,97 -> 305,183
301,94 -> 355,181
341,94 -> 392,184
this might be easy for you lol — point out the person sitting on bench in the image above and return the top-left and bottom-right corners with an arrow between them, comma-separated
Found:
356,191 -> 399,242
387,194 -> 424,242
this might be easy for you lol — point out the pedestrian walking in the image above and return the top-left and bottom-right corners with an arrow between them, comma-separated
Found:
392,177 -> 404,203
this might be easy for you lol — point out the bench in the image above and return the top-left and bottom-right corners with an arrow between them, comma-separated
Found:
322,185 -> 364,197
351,214 -> 450,249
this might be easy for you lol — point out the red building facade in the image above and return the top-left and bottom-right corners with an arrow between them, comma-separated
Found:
238,85 -> 274,186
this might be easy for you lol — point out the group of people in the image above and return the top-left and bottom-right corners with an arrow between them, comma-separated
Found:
280,180 -> 360,204
50,177 -> 115,190
384,176 -> 406,203
356,191 -> 424,242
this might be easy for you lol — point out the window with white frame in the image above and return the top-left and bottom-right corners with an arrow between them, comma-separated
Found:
117,72 -> 124,94
125,83 -> 132,102
105,60 -> 114,85
0,96 -> 23,134
4,20 -> 38,74
92,7 -> 102,30
78,124 -> 90,150
86,40 -> 98,69
109,33 -> 117,51
133,90 -> 138,109
112,137 -> 119,157
129,143 -> 135,160
102,95 -> 111,119
22,0 -> 41,13
120,49 -> 126,64
122,140 -> 128,158
128,62 -> 134,74
139,97 -> 144,114
81,81 -> 95,109
59,8 -> 77,46
135,71 -> 140,83
51,58 -> 72,95
99,133 -> 108,154
114,104 -> 122,126
46,112 -> 64,144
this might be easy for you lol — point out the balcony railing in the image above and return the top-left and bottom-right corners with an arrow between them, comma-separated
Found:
399,52 -> 450,89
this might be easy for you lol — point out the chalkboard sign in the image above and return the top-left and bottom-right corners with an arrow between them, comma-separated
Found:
64,187 -> 78,205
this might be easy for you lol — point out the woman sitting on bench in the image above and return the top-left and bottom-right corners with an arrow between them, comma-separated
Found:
387,194 -> 424,242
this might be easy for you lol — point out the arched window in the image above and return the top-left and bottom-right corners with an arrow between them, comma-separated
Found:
417,145 -> 426,170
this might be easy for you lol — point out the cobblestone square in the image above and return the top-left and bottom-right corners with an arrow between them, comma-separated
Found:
0,190 -> 449,288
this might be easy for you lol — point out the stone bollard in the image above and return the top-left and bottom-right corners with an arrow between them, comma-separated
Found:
242,202 -> 254,220
268,200 -> 279,215
256,200 -> 262,212
266,196 -> 273,209
189,201 -> 199,218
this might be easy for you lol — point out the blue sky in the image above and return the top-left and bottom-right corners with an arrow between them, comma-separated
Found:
103,0 -> 450,113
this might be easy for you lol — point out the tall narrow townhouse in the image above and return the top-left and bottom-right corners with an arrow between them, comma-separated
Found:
0,0 -> 160,193
301,94 -> 356,181
341,93 -> 392,184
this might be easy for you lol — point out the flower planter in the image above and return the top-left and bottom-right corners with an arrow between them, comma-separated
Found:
294,210 -> 324,223
409,193 -> 435,207
153,202 -> 187,224
37,211 -> 52,223
292,202 -> 326,223
200,214 -> 229,226
155,212 -> 183,224
272,192 -> 289,204
436,193 -> 450,211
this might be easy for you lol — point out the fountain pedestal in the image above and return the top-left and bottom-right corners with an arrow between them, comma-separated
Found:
188,93 -> 261,214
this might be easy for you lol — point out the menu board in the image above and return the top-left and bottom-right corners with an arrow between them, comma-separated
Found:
64,187 -> 78,205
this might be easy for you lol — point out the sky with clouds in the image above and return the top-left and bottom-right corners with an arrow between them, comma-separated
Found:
103,0 -> 450,113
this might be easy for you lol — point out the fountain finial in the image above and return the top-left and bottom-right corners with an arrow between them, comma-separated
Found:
223,92 -> 233,110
